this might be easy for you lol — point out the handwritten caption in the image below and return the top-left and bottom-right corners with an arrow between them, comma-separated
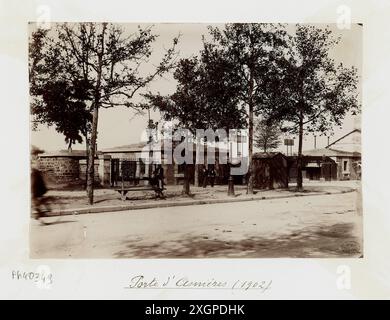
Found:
125,275 -> 272,293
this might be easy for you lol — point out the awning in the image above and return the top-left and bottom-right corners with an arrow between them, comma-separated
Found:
306,163 -> 320,168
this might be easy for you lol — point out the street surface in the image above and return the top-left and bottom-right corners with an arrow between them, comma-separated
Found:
30,188 -> 363,259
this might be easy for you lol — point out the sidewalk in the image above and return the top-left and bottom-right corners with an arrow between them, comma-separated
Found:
43,181 -> 360,217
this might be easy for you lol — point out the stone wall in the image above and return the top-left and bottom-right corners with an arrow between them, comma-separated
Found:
37,152 -> 104,186
37,151 -> 122,188
38,156 -> 81,183
79,160 -> 100,183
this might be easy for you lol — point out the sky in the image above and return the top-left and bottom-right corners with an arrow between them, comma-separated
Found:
30,23 -> 362,153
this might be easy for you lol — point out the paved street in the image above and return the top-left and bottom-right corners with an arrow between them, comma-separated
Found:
30,190 -> 362,259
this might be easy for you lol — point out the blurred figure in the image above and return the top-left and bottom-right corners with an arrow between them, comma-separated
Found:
31,160 -> 50,224
152,165 -> 165,199
155,164 -> 165,191
208,167 -> 217,188
202,166 -> 209,188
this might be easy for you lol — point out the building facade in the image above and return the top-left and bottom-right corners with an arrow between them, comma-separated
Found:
302,129 -> 362,180
252,152 -> 289,189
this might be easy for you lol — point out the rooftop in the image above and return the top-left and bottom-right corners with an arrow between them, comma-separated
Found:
303,148 -> 361,157
39,150 -> 101,158
101,142 -> 150,153
102,141 -> 230,153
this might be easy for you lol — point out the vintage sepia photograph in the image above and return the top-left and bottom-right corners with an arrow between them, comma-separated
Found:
29,22 -> 362,259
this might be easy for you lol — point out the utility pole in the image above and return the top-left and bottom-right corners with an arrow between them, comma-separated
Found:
147,107 -> 153,177
227,133 -> 235,197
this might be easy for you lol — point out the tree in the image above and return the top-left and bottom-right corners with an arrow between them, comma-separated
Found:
30,28 -> 93,184
30,27 -> 92,152
143,53 -> 245,194
202,24 -> 288,194
29,27 -> 49,85
143,57 -> 209,195
254,118 -> 281,152
267,25 -> 360,190
31,79 -> 93,150
29,23 -> 178,204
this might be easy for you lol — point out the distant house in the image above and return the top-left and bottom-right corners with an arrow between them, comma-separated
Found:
303,129 -> 361,180
37,141 -> 235,188
288,155 -> 338,182
326,129 -> 361,153
101,142 -> 167,186
101,141 -> 231,187
302,148 -> 361,180
252,152 -> 289,189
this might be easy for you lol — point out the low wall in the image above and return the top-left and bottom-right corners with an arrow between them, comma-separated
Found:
38,156 -> 80,183
79,160 -> 100,183
38,152 -> 103,186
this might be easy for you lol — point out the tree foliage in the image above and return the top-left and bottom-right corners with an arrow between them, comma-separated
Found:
142,53 -> 246,193
254,118 -> 281,152
144,55 -> 245,132
29,23 -> 178,203
31,79 -> 92,149
266,25 -> 360,189
200,24 -> 289,193
29,28 -> 92,149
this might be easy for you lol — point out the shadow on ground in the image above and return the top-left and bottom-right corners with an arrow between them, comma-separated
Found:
41,220 -> 77,226
114,222 -> 362,259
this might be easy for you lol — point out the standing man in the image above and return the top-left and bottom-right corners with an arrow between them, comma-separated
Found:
152,164 -> 165,199
202,165 -> 209,188
208,166 -> 217,188
156,164 -> 165,191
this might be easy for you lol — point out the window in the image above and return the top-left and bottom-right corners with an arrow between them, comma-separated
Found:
343,160 -> 349,172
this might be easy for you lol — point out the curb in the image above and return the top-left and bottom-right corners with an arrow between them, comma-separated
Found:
47,188 -> 356,217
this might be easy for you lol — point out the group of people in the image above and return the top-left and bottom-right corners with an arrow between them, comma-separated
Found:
202,166 -> 217,188
151,164 -> 218,197
151,165 -> 218,198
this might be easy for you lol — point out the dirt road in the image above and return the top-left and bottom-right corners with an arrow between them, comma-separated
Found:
30,191 -> 362,259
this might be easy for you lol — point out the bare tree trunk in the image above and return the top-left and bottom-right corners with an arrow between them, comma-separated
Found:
194,165 -> 200,187
194,136 -> 202,187
86,24 -> 106,205
87,106 -> 99,204
182,163 -> 191,195
247,72 -> 255,195
85,134 -> 89,189
296,112 -> 304,190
